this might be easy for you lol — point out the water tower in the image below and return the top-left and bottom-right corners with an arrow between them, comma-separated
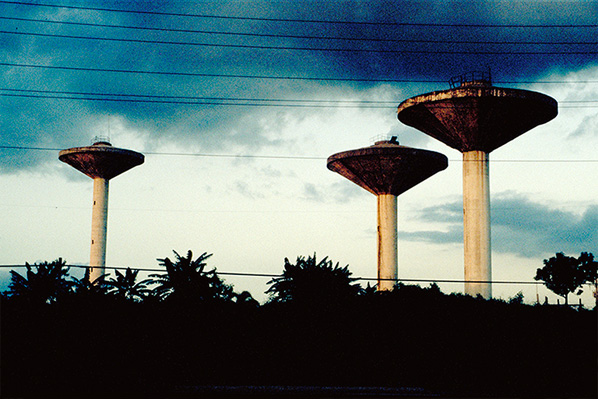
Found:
328,137 -> 448,290
59,139 -> 144,282
397,72 -> 557,298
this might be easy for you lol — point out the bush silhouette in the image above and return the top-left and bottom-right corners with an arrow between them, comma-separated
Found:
266,254 -> 362,305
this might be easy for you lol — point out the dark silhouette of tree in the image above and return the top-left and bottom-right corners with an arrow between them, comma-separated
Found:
2,264 -> 595,398
578,252 -> 598,305
69,267 -> 109,301
508,291 -> 525,305
144,250 -> 235,303
266,254 -> 362,304
233,290 -> 260,307
535,252 -> 594,305
5,258 -> 71,304
106,267 -> 149,302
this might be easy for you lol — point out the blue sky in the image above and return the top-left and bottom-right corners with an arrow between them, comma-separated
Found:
1,0 -> 597,303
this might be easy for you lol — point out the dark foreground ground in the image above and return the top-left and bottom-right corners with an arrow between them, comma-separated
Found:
2,286 -> 596,398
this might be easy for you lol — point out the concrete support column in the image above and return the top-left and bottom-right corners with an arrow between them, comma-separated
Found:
462,150 -> 491,298
377,194 -> 398,291
90,177 -> 109,282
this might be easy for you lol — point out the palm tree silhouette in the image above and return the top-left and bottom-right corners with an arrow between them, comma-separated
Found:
6,258 -> 72,304
70,267 -> 109,300
106,268 -> 149,302
144,250 -> 235,303
266,254 -> 362,304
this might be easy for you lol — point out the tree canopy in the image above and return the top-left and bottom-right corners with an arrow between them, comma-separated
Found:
535,252 -> 597,304
144,250 -> 236,304
106,267 -> 150,302
6,258 -> 71,304
266,254 -> 362,304
1,252 -> 595,397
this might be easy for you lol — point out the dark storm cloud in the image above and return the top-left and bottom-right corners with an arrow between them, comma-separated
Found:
1,0 -> 596,172
403,193 -> 598,257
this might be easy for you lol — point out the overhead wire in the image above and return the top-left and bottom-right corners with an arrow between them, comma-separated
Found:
0,93 -> 595,108
0,91 -> 396,108
1,90 -> 597,108
3,30 -> 597,55
1,3 -> 595,298
0,88 -> 397,104
3,263 -> 595,291
0,145 -> 326,159
1,15 -> 596,46
0,263 -> 548,286
1,0 -> 597,28
1,145 -> 598,163
0,61 -> 438,83
2,62 -> 596,85
1,88 -> 595,106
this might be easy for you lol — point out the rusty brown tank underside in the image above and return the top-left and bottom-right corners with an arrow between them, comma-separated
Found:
327,141 -> 448,196
59,144 -> 144,180
397,86 -> 558,153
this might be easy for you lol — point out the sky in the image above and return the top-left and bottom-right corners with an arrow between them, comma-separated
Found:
1,0 -> 597,304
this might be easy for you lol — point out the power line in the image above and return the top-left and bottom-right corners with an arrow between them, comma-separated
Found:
0,145 -> 326,159
0,263 -> 548,285
0,62 -> 434,83
2,62 -> 596,85
0,203 -> 376,213
3,30 -> 597,55
2,92 -> 597,109
2,145 -> 598,163
0,87 -> 396,104
4,263 -> 596,288
143,151 -> 324,160
2,16 -> 596,46
2,201 -> 596,212
2,88 -> 594,107
0,92 -> 395,108
1,0 -> 597,28
1,94 -> 597,110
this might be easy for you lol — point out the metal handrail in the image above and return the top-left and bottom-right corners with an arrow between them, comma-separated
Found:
92,135 -> 111,145
449,69 -> 492,88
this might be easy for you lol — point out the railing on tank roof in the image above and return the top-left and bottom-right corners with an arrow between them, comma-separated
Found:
449,69 -> 492,88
